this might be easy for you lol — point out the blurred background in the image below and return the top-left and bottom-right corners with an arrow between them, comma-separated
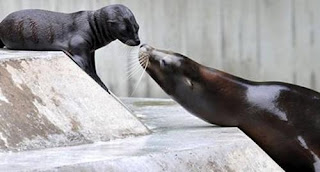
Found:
0,0 -> 319,98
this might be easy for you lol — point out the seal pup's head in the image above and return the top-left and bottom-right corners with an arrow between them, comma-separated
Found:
139,44 -> 203,98
102,4 -> 140,46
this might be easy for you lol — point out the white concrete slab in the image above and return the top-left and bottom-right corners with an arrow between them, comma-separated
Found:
0,128 -> 282,172
0,50 -> 149,152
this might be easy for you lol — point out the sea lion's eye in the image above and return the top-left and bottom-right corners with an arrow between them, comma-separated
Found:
185,78 -> 194,89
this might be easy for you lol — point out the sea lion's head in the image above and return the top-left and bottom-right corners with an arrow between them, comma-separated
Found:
103,4 -> 140,46
139,44 -> 202,99
139,44 -> 241,125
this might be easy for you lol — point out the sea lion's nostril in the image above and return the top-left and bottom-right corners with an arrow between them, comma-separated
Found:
140,44 -> 147,48
160,59 -> 167,68
161,59 -> 166,66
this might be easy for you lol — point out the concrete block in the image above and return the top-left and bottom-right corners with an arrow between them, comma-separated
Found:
0,50 -> 149,152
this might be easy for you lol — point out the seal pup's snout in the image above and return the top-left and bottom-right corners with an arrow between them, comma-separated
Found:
125,39 -> 140,46
135,39 -> 141,45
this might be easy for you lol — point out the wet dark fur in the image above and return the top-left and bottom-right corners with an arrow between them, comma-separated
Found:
0,39 -> 4,48
0,4 -> 140,92
140,44 -> 320,172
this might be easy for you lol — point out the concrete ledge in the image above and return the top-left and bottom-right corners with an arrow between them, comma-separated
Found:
0,96 -> 283,171
0,49 -> 149,152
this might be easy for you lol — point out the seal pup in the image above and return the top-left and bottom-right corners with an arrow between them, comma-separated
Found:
139,44 -> 320,172
0,4 -> 140,92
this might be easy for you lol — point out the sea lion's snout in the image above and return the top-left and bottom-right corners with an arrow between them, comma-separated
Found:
138,45 -> 201,98
140,44 -> 153,52
139,44 -> 153,68
139,44 -> 183,70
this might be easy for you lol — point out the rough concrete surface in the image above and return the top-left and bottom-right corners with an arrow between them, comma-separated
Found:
0,50 -> 149,152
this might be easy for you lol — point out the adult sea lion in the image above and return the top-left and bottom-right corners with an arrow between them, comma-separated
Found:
139,44 -> 320,172
0,4 -> 140,92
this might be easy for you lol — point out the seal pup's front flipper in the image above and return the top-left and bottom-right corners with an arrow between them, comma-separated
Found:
62,49 -> 110,94
0,26 -> 4,48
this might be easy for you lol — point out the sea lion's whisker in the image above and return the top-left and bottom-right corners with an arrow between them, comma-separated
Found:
139,57 -> 149,68
127,69 -> 143,80
131,58 -> 147,68
121,66 -> 142,82
126,60 -> 146,77
127,60 -> 141,70
127,70 -> 143,80
127,66 -> 145,80
139,56 -> 148,64
127,65 -> 143,77
127,58 -> 146,71
129,53 -> 145,63
128,57 -> 141,66
131,58 -> 149,96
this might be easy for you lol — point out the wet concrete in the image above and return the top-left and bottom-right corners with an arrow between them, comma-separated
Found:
0,97 -> 283,171
121,98 -> 214,132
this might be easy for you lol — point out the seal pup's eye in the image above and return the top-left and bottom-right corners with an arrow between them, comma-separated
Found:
107,20 -> 117,23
